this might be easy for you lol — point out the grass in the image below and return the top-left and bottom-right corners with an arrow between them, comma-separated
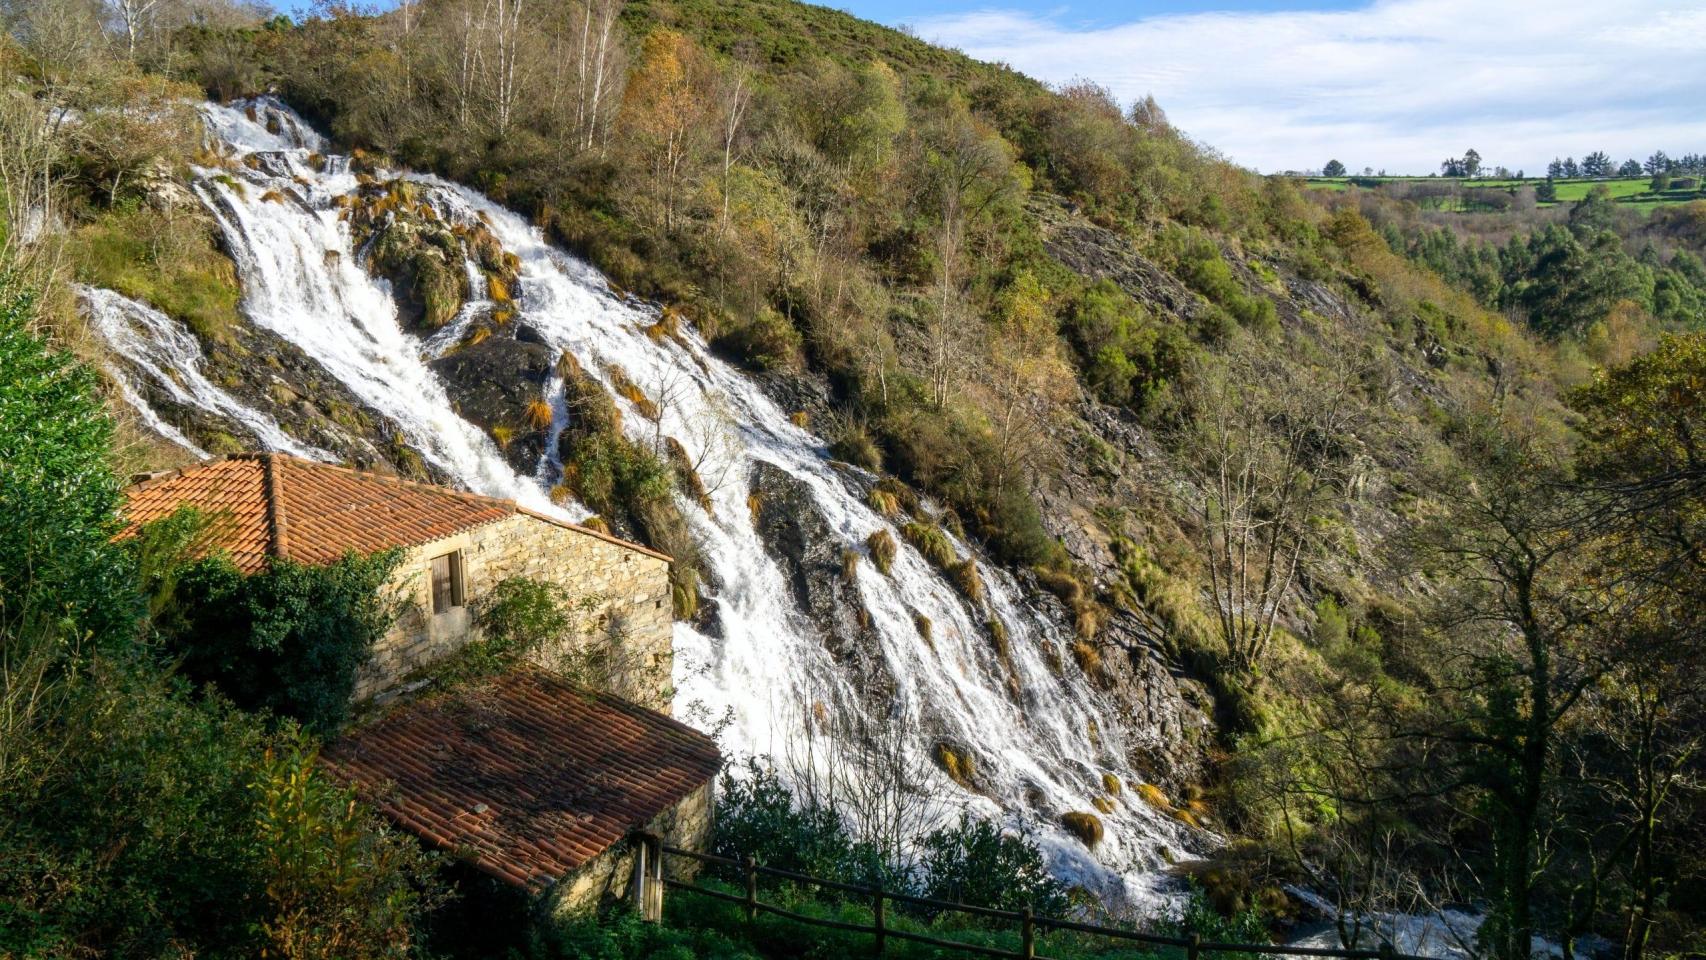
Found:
70,206 -> 244,347
1301,175 -> 1704,212
866,529 -> 897,575
900,521 -> 958,570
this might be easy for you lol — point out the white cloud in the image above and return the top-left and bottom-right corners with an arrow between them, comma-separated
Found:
908,0 -> 1706,174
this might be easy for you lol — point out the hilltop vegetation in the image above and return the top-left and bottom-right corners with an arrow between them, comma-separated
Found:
1,0 -> 1703,957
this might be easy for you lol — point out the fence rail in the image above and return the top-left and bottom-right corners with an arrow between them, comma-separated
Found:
648,840 -> 1419,960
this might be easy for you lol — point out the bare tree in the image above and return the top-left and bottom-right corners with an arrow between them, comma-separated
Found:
1185,349 -> 1362,673
717,59 -> 752,235
106,0 -> 171,58
783,683 -> 953,878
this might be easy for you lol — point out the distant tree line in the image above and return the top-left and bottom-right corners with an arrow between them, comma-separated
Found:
1547,151 -> 1706,179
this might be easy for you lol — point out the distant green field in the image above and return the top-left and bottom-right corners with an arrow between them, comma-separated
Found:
1299,175 -> 1704,212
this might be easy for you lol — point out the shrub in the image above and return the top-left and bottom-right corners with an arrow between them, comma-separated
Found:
828,418 -> 883,470
0,281 -> 135,645
0,656 -> 438,959
159,548 -> 405,736
710,307 -> 802,371
711,763 -> 860,884
251,734 -> 443,957
917,817 -> 1070,916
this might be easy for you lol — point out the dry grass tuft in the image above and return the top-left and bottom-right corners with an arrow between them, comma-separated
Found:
901,522 -> 957,570
866,529 -> 897,575
867,487 -> 902,518
523,398 -> 554,430
606,364 -> 660,420
1072,639 -> 1103,678
1061,811 -> 1103,848
951,558 -> 984,606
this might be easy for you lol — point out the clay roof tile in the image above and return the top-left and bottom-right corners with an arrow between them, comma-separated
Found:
320,668 -> 721,891
120,452 -> 666,572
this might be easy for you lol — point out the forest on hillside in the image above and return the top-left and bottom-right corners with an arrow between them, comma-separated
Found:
0,0 -> 1702,956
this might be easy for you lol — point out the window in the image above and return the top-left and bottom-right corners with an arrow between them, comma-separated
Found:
430,551 -> 464,614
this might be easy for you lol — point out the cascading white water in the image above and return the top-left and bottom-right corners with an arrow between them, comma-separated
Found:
78,284 -> 330,459
92,96 -> 1204,907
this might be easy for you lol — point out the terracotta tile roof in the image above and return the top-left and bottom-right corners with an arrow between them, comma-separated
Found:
121,452 -> 667,573
320,669 -> 722,891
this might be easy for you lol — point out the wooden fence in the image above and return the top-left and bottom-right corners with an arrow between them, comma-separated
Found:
641,839 -> 1421,960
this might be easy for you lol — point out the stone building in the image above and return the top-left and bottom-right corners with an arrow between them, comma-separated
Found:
122,452 -> 719,915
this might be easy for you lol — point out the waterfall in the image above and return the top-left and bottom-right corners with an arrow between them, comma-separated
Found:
79,284 -> 329,459
89,96 -> 1204,908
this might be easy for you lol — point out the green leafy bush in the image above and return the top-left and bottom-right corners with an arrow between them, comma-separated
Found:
1064,279 -> 1195,410
0,280 -> 136,645
710,762 -> 866,887
159,548 -> 405,736
917,817 -> 1069,915
251,733 -> 443,957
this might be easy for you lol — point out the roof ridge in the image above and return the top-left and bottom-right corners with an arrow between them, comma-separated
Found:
264,451 -> 290,559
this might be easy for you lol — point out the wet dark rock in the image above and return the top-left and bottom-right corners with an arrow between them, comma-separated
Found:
429,333 -> 555,474
124,310 -> 435,478
748,460 -> 893,698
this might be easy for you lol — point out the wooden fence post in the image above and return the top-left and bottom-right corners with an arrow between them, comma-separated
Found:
1189,932 -> 1201,960
872,883 -> 886,955
743,855 -> 758,923
1021,905 -> 1035,960
1379,943 -> 1396,960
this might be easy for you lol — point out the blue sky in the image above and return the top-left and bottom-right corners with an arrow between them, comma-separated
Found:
836,0 -> 1706,175
836,0 -> 1366,29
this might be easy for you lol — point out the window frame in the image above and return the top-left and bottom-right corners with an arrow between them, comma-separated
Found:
430,550 -> 465,614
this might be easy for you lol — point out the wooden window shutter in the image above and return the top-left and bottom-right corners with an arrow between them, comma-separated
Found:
431,553 -> 458,613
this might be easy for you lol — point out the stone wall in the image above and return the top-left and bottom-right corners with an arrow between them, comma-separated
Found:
356,512 -> 674,711
548,781 -> 715,917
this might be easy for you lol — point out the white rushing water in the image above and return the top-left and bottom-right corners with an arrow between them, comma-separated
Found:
92,96 -> 1204,906
78,284 -> 329,459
